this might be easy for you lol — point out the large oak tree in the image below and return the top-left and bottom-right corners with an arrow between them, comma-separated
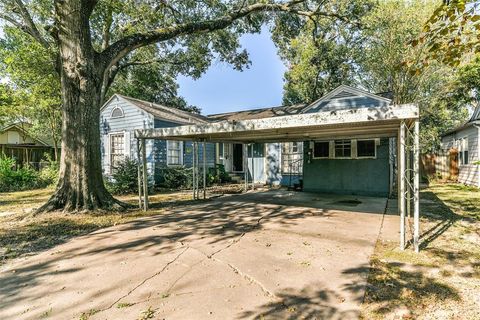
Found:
0,0 -> 346,213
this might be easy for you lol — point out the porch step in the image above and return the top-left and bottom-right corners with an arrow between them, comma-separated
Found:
229,173 -> 245,183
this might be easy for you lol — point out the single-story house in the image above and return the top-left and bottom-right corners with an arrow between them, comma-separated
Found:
440,104 -> 480,187
100,85 -> 404,197
0,122 -> 55,169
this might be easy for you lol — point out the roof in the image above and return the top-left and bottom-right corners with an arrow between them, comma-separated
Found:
104,94 -> 210,125
0,123 -> 51,146
441,104 -> 480,137
207,103 -> 307,121
136,104 -> 419,143
107,85 -> 394,126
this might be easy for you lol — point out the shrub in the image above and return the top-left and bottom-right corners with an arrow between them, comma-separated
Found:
0,156 -> 45,192
105,157 -> 139,195
214,164 -> 232,183
38,155 -> 59,186
160,166 -> 192,189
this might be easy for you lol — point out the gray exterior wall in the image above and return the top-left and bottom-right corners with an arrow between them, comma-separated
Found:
100,95 -> 154,179
441,125 -> 480,187
302,138 -> 390,196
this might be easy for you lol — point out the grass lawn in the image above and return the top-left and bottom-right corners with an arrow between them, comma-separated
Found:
362,183 -> 480,319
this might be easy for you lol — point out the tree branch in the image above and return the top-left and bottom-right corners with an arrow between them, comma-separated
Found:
11,0 -> 50,49
100,0 -> 331,71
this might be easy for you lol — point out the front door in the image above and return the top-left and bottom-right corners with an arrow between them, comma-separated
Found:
232,143 -> 244,172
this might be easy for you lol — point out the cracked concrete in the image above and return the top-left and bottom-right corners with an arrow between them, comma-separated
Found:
0,190 -> 393,319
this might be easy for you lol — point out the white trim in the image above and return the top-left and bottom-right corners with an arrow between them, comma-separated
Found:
110,106 -> 125,118
108,131 -> 126,174
356,138 -> 378,159
166,140 -> 184,166
312,140 -> 331,159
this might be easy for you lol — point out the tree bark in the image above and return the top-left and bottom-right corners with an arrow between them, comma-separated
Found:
37,0 -> 127,213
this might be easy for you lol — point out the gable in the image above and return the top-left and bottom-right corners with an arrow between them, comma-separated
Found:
0,124 -> 49,146
302,85 -> 392,114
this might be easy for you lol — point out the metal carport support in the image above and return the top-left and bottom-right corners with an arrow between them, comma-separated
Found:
398,119 -> 420,252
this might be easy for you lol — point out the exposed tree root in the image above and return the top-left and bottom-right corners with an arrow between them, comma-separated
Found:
35,186 -> 132,215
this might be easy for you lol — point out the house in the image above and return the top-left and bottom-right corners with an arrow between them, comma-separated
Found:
0,122 -> 55,169
440,104 -> 480,187
100,85 -> 398,196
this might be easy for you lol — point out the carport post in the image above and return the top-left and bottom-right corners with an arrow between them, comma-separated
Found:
203,141 -> 207,199
243,144 -> 248,192
192,141 -> 197,200
399,121 -> 406,250
251,143 -> 255,190
136,139 -> 143,209
141,138 -> 149,211
413,120 -> 420,252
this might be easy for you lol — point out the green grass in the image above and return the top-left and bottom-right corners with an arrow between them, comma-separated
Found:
362,183 -> 480,319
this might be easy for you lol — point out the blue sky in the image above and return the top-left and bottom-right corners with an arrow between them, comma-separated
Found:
177,28 -> 287,115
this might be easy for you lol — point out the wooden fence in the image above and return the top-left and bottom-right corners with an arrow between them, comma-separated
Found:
421,149 -> 458,181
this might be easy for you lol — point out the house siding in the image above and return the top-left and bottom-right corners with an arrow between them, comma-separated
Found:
302,138 -> 390,196
305,96 -> 389,113
441,125 -> 480,187
100,95 -> 155,179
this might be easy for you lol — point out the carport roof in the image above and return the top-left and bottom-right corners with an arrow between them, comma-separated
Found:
134,103 -> 419,143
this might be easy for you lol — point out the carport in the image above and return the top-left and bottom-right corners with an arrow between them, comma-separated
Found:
134,103 -> 421,252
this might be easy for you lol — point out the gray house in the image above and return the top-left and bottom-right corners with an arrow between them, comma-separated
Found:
100,85 -> 396,196
441,105 -> 480,187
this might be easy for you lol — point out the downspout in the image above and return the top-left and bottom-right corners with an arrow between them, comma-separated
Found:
475,124 -> 480,188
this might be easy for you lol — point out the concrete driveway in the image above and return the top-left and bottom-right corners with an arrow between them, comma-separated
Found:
0,190 -> 389,320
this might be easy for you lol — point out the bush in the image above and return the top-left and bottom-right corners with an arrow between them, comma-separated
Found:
105,157 -> 139,195
0,156 -> 56,192
160,166 -> 193,189
38,155 -> 59,186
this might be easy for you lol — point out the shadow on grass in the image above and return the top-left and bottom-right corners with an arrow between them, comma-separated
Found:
361,258 -> 460,318
417,190 -> 464,250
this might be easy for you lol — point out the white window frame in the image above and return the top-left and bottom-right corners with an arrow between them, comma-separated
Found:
356,139 -> 378,159
109,132 -> 125,173
167,140 -> 183,166
334,139 -> 352,159
110,106 -> 124,119
312,141 -> 331,159
459,137 -> 469,165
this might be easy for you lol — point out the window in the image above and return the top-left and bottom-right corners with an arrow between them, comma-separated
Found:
167,141 -> 183,165
111,106 -> 124,118
313,141 -> 330,158
334,140 -> 351,158
357,139 -> 376,158
460,138 -> 469,165
281,142 -> 303,174
110,133 -> 125,172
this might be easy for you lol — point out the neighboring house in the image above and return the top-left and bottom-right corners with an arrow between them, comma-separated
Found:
100,85 -> 395,196
440,104 -> 480,187
0,122 -> 55,169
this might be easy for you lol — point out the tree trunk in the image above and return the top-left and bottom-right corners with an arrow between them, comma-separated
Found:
38,0 -> 127,213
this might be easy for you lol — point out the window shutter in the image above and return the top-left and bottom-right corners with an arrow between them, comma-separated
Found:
124,131 -> 131,158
